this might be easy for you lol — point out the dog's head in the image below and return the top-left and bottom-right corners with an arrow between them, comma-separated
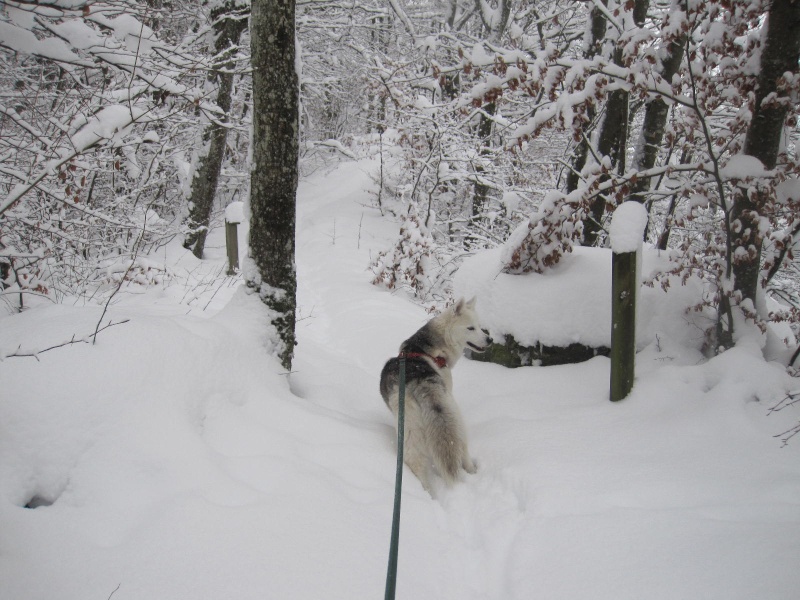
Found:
451,297 -> 493,353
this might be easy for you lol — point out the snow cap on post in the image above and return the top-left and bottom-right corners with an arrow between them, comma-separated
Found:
609,201 -> 648,254
225,201 -> 245,225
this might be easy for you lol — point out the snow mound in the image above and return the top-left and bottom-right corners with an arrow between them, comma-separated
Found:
455,245 -> 709,353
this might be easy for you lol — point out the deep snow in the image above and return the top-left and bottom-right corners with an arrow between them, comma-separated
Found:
1,158 -> 800,600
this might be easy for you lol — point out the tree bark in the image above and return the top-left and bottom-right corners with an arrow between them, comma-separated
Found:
474,0 -> 511,45
566,3 -> 608,196
469,0 -> 511,244
629,32 -> 686,204
249,0 -> 299,370
183,1 -> 247,258
583,79 -> 628,246
582,0 -> 649,246
469,101 -> 496,246
731,0 -> 800,309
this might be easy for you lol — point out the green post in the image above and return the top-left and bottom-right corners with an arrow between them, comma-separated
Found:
609,201 -> 648,402
610,250 -> 638,401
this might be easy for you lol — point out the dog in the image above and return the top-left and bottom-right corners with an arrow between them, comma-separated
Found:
380,297 -> 492,494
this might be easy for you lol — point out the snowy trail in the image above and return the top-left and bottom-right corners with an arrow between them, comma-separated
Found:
293,159 -> 537,598
291,158 -> 800,599
1,157 -> 799,600
298,163 -> 641,596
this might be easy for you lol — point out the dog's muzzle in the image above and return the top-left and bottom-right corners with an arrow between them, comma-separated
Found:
468,332 -> 492,353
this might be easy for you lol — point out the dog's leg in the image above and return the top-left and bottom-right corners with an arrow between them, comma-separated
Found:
447,394 -> 477,476
408,384 -> 460,486
461,444 -> 477,474
427,409 -> 466,485
403,429 -> 433,493
456,410 -> 477,475
448,398 -> 477,476
451,418 -> 477,476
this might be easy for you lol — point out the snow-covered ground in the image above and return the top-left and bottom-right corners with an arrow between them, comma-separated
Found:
1,158 -> 799,600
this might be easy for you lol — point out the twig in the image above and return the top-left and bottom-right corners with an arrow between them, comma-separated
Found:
93,260 -> 137,345
2,319 -> 130,360
93,213 -> 148,344
775,422 -> 800,448
202,273 -> 238,311
769,391 -> 800,447
767,391 -> 800,415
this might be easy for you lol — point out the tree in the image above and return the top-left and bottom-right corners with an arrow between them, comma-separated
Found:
582,0 -> 650,247
629,4 -> 686,206
565,1 -> 610,200
0,0 -> 214,305
469,0 -> 512,245
729,0 -> 800,316
450,0 -> 800,352
183,0 -> 249,258
248,0 -> 298,370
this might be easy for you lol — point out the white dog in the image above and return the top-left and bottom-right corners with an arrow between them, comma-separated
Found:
379,298 -> 492,493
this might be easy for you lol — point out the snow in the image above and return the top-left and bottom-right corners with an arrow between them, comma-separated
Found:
0,21 -> 85,66
721,154 -> 771,180
776,177 -> 800,204
2,159 -> 800,600
609,200 -> 648,254
68,105 -> 144,154
456,243 -> 708,352
225,201 -> 245,224
470,43 -> 495,67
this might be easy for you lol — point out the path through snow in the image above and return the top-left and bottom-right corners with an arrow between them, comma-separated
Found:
0,158 -> 798,599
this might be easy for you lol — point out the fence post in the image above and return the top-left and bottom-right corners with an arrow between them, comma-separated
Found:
224,201 -> 244,275
609,202 -> 648,402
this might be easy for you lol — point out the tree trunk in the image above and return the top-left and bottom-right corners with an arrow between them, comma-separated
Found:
629,32 -> 686,204
469,101 -> 495,247
249,0 -> 299,370
583,80 -> 628,246
582,0 -> 649,246
474,0 -> 511,45
370,13 -> 390,133
469,0 -> 511,244
566,3 -> 608,196
730,0 -> 800,310
183,1 -> 248,258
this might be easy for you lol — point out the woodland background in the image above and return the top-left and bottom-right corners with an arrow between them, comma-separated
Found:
1,0 -> 799,360
2,4 -> 800,597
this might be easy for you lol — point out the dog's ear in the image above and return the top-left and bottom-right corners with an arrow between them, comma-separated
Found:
453,297 -> 466,315
466,296 -> 477,309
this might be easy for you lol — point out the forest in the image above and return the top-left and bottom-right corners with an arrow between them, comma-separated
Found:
2,0 -> 800,361
2,3 -> 800,599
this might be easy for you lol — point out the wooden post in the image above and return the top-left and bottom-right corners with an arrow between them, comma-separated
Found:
224,201 -> 244,275
225,221 -> 239,275
610,250 -> 638,401
609,201 -> 648,402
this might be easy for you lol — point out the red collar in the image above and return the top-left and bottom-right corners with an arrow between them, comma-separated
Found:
399,352 -> 447,369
